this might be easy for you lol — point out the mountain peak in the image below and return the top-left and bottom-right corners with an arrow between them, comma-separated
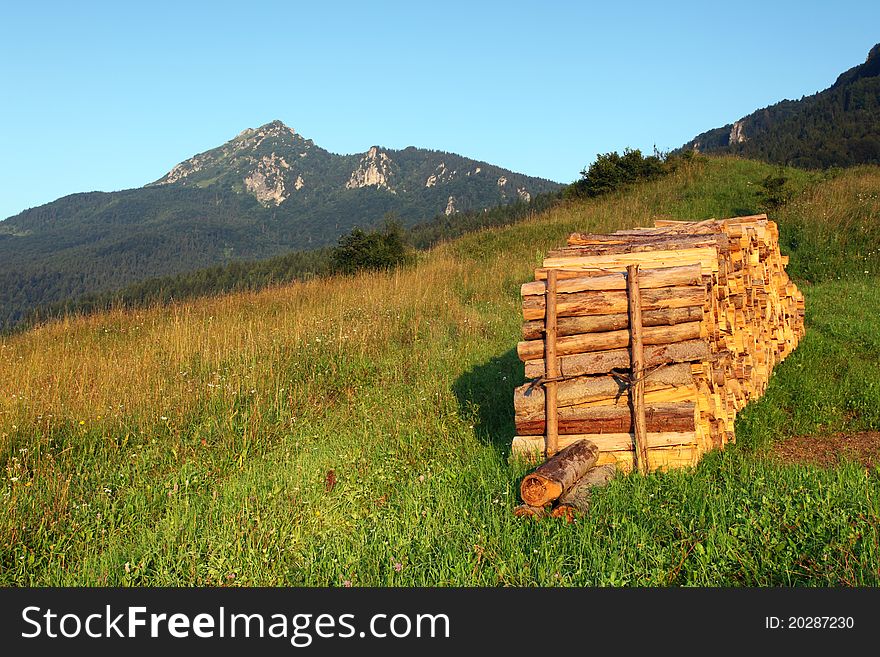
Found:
235,119 -> 297,141
830,42 -> 880,89
150,121 -> 558,209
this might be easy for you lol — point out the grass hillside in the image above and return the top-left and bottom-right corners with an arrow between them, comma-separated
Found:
2,156 -> 879,586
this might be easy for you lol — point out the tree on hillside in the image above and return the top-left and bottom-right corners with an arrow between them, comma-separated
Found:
331,218 -> 408,275
567,147 -> 666,198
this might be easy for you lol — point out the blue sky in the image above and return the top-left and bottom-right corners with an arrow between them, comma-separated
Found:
1,0 -> 878,220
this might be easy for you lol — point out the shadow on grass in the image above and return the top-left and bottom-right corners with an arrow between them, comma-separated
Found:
452,347 -> 524,460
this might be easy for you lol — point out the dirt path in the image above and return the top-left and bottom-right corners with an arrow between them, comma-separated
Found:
772,432 -> 880,468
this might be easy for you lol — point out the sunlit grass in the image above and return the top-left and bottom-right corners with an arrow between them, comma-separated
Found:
1,156 -> 878,586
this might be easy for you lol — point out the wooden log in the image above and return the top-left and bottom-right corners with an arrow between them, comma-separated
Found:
627,264 -> 649,475
521,305 -> 703,340
565,233 -> 723,247
514,363 -> 694,417
554,236 -> 729,258
561,383 -> 699,410
523,339 -> 709,379
538,246 -> 720,276
521,285 -> 706,321
515,402 -> 696,435
511,433 -> 697,460
519,439 -> 599,507
516,320 -> 702,361
520,264 -> 701,297
545,269 -> 559,458
550,464 -> 617,520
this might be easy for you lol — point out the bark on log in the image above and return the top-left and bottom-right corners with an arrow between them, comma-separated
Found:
515,402 -> 696,435
538,246 -> 720,277
514,362 -> 694,418
550,464 -> 617,520
523,338 -> 709,379
519,439 -> 599,507
516,320 -> 702,361
521,305 -> 703,340
511,432 -> 697,460
545,269 -> 559,457
521,285 -> 706,321
627,264 -> 650,475
520,264 -> 701,297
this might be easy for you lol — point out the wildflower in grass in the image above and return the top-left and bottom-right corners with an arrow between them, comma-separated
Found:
393,562 -> 403,572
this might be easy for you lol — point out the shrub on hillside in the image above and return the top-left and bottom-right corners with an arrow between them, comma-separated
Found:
567,147 -> 667,198
331,220 -> 409,275
757,170 -> 794,211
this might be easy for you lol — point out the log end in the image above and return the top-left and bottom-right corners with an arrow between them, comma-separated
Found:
520,474 -> 563,508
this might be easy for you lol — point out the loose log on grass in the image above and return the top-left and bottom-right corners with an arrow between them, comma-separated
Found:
550,464 -> 618,520
519,439 -> 599,507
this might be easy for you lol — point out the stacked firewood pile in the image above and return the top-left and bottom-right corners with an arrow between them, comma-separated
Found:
512,215 -> 804,491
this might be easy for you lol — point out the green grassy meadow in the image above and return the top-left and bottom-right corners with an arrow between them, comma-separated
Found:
2,156 -> 879,586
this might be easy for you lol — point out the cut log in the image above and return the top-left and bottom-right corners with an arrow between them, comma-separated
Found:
515,402 -> 696,435
512,437 -> 698,472
516,320 -> 702,361
521,285 -> 706,321
512,431 -> 697,455
523,339 -> 709,379
521,305 -> 703,340
519,439 -> 599,507
538,246 -> 721,276
550,464 -> 617,519
514,363 -> 694,418
519,264 -> 701,296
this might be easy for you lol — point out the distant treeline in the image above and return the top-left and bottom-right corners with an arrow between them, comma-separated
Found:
17,190 -> 566,331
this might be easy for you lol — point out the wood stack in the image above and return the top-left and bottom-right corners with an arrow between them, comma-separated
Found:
511,214 -> 805,472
